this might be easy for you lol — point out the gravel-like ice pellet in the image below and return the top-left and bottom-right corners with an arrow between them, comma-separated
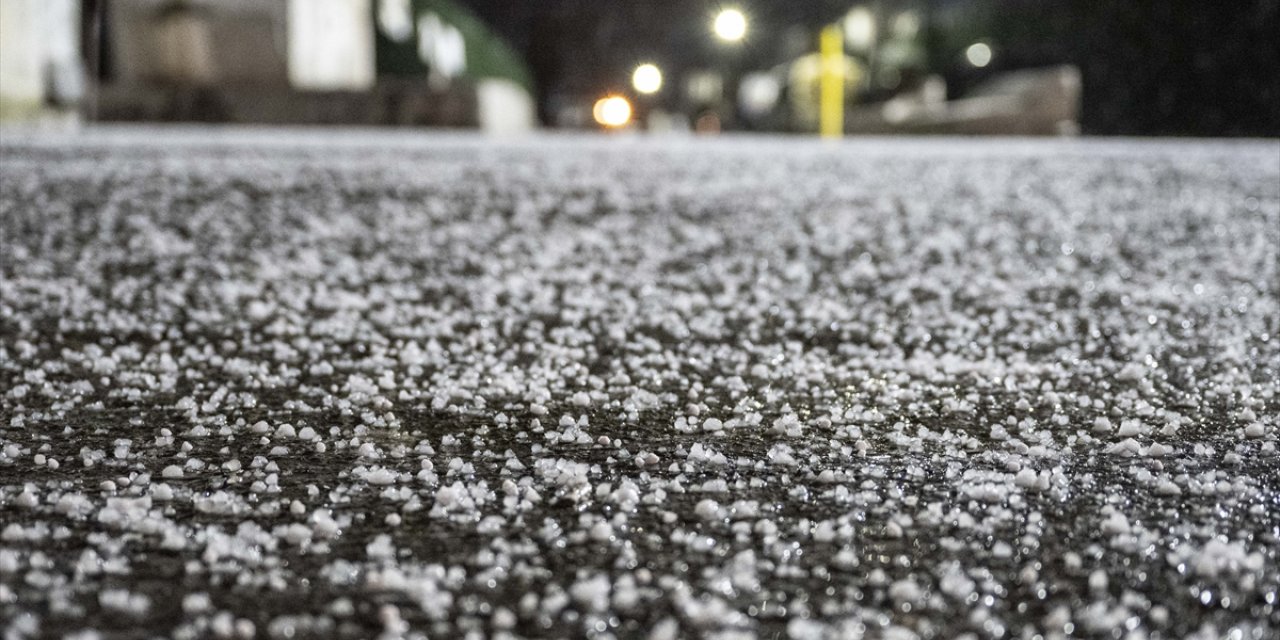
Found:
0,129 -> 1276,639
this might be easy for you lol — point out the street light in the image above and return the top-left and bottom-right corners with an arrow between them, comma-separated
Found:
632,63 -> 663,95
593,95 -> 632,128
965,42 -> 992,68
844,7 -> 876,52
713,8 -> 747,43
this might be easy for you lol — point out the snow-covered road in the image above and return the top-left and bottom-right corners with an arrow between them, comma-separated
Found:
2,129 -> 1278,639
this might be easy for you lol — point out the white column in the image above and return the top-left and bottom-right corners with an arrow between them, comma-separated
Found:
0,0 -> 49,111
287,0 -> 375,91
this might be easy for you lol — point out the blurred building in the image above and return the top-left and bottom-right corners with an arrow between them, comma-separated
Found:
0,0 -> 83,124
845,66 -> 1080,135
1,0 -> 535,132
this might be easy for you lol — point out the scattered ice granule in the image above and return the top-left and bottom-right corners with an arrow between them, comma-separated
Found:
539,589 -> 568,617
56,493 -> 95,518
648,617 -> 680,640
884,521 -> 904,538
97,496 -> 152,527
701,418 -> 724,432
1150,606 -> 1169,626
379,604 -> 409,637
686,443 -> 727,465
182,592 -> 212,614
161,465 -> 184,479
0,549 -> 20,573
938,564 -> 976,600
1116,362 -> 1146,381
812,520 -> 836,543
1107,438 -> 1141,456
888,579 -> 923,606
365,467 -> 398,485
787,618 -> 827,640
1177,538 -> 1266,579
366,534 -> 395,560
15,488 -> 39,508
434,482 -> 466,510
311,511 -> 340,539
1013,467 -> 1038,488
570,573 -> 611,611
279,524 -> 313,546
694,499 -> 723,521
590,521 -> 614,542
1092,417 -> 1112,433
99,589 -> 150,615
1019,564 -> 1039,585
1116,420 -> 1141,437
770,413 -> 804,437
1043,605 -> 1072,631
1101,512 -> 1130,535
1088,569 -> 1108,592
571,392 -> 591,406
194,491 -> 245,515
729,500 -> 760,519
345,374 -> 379,396
1244,422 -> 1265,438
767,444 -> 797,466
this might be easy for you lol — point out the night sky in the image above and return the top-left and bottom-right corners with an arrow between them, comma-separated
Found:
457,0 -> 1280,136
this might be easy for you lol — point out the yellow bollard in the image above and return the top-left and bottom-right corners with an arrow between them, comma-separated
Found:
819,24 -> 844,139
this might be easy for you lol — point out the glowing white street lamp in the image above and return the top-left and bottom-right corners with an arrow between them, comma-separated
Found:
713,8 -> 747,43
965,42 -> 993,68
632,63 -> 663,95
843,7 -> 876,52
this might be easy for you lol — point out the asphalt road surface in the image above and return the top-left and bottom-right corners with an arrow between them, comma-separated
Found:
1,128 -> 1278,640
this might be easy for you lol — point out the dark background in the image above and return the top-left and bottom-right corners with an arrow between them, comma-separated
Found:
457,0 -> 1280,137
